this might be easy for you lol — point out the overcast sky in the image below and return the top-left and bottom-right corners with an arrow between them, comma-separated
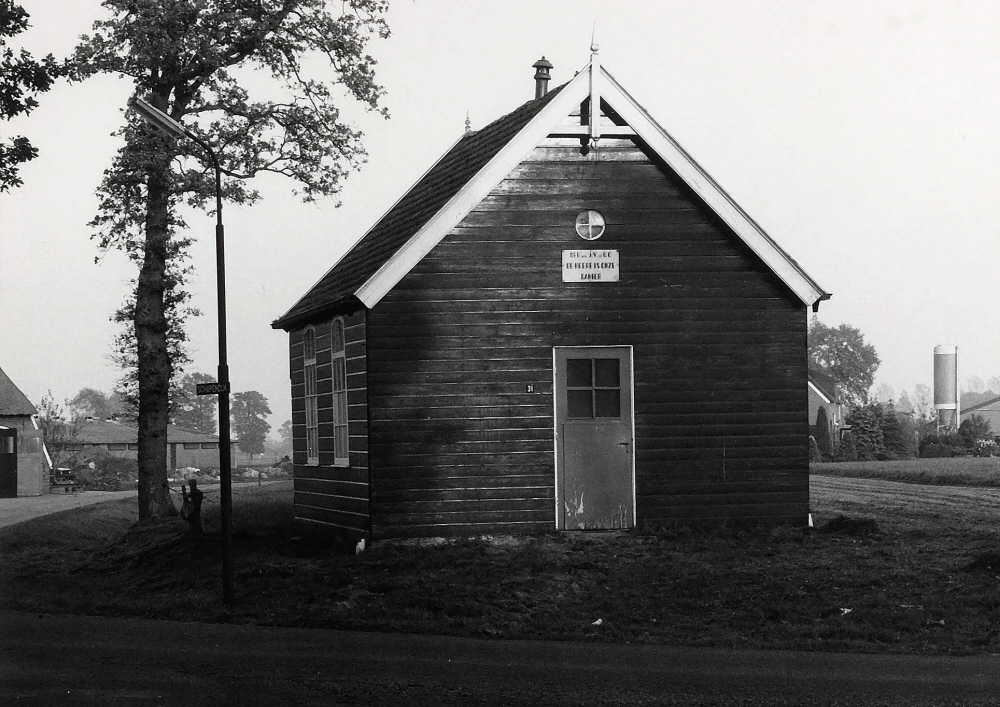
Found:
3,0 -> 999,429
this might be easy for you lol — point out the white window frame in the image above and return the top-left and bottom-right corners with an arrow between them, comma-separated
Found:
331,317 -> 349,466
303,326 -> 319,465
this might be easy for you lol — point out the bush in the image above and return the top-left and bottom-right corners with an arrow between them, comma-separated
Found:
919,431 -> 966,459
809,436 -> 821,463
835,431 -> 858,462
971,439 -> 998,457
920,442 -> 954,459
815,406 -> 833,457
960,414 -> 992,445
66,448 -> 138,491
847,404 -> 886,461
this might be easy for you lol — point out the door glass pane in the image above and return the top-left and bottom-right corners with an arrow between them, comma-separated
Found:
567,390 -> 593,418
594,359 -> 620,387
594,390 -> 621,418
0,437 -> 12,453
567,359 -> 591,387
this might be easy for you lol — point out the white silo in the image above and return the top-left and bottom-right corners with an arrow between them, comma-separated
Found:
934,345 -> 959,430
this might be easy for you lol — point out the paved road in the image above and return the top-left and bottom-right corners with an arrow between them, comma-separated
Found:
3,611 -> 1000,706
0,489 -> 137,529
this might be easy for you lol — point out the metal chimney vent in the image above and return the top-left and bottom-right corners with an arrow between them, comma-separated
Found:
532,56 -> 553,99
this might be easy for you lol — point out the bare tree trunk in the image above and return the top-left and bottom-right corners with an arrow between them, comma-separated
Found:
136,167 -> 177,521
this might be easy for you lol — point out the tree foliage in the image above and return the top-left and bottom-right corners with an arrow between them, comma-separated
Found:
808,435 -> 821,463
845,403 -> 886,462
71,0 -> 389,519
277,419 -> 292,447
959,414 -> 992,444
231,390 -> 271,461
36,391 -> 78,468
808,317 -> 881,410
913,384 -> 932,421
879,402 -> 909,460
172,372 -> 217,434
834,430 -> 858,462
0,0 -> 61,190
896,390 -> 914,415
67,387 -> 125,421
814,405 -> 833,458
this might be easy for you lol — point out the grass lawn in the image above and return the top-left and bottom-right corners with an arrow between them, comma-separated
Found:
812,456 -> 1000,487
2,468 -> 1000,656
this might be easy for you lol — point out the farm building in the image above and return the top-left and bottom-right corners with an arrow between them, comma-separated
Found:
58,419 -> 232,471
0,365 -> 47,497
808,369 -> 843,438
272,52 -> 830,540
960,396 -> 1000,436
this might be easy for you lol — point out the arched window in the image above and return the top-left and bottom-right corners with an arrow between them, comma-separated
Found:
331,317 -> 349,466
303,326 -> 318,465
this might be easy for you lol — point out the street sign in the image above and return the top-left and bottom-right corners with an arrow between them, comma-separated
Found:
196,382 -> 230,395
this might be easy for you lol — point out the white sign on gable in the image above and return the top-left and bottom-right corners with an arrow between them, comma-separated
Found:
562,250 -> 619,282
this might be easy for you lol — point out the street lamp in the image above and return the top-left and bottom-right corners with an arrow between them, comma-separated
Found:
129,95 -> 235,605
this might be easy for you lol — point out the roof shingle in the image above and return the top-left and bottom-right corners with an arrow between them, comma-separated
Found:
0,366 -> 37,416
272,86 -> 564,330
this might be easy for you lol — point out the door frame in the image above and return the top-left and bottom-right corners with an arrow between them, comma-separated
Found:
552,345 -> 636,530
0,427 -> 17,498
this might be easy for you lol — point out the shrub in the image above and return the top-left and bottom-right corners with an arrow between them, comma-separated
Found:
809,436 -> 821,463
960,414 -> 992,444
971,439 -> 998,457
814,406 -> 833,458
847,404 -> 886,461
880,403 -> 910,459
920,442 -> 954,459
835,430 -> 858,462
67,448 -> 138,491
919,431 -> 966,458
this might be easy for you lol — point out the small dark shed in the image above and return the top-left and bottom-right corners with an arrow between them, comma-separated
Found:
273,52 -> 830,540
0,365 -> 47,497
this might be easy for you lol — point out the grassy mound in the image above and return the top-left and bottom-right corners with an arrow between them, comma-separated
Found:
4,478 -> 1000,655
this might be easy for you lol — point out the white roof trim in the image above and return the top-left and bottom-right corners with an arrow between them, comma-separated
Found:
355,72 -> 592,307
598,68 -> 827,307
354,60 -> 828,309
808,380 -> 833,405
274,131 -> 473,325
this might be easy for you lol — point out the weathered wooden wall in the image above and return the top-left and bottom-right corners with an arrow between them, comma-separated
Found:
289,311 -> 370,537
364,135 -> 808,538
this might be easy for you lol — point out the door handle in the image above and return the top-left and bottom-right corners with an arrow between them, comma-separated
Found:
618,441 -> 631,448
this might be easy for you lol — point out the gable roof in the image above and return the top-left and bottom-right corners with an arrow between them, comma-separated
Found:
962,395 -> 1000,415
73,419 -> 226,445
273,55 -> 830,331
808,369 -> 839,404
0,366 -> 37,416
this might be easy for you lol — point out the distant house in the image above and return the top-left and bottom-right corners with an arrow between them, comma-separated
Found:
0,366 -> 47,497
273,52 -> 830,540
960,396 -> 1000,436
808,369 -> 843,439
61,419 -> 233,470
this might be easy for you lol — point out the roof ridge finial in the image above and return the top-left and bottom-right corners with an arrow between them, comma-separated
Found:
590,21 -> 599,55
464,110 -> 472,135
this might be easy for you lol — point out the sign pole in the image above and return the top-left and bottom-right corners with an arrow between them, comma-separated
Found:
214,165 -> 235,606
130,95 -> 235,605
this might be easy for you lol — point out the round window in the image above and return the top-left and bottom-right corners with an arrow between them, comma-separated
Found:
575,210 -> 606,240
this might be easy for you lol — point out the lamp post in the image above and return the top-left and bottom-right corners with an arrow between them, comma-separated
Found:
129,96 -> 235,605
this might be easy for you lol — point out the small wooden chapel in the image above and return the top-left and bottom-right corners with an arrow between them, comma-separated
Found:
273,49 -> 830,540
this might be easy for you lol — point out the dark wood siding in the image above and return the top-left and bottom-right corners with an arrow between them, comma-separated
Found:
365,136 -> 808,537
290,310 -> 370,538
